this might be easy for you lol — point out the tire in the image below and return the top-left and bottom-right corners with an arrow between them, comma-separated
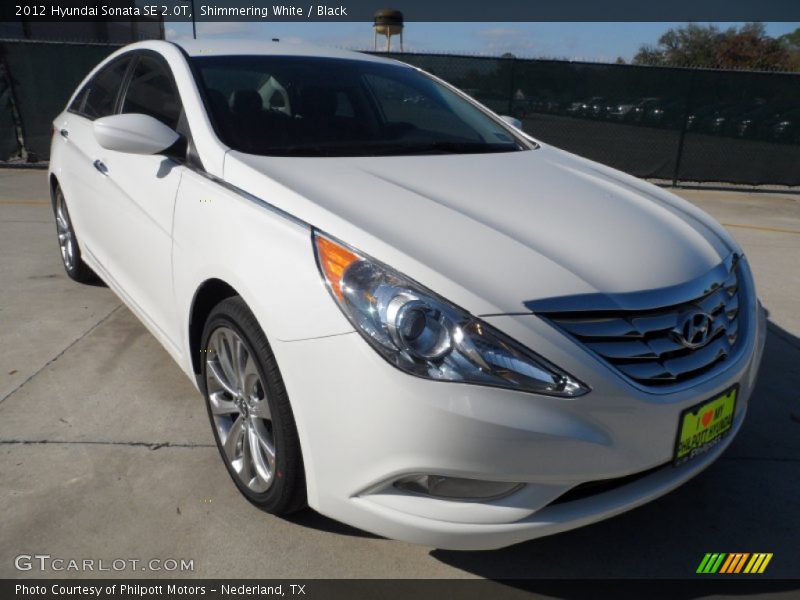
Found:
53,185 -> 96,283
201,296 -> 307,515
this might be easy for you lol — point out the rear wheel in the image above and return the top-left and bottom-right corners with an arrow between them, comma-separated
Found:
201,297 -> 307,514
53,185 -> 96,283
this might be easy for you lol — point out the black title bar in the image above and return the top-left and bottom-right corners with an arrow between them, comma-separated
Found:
3,0 -> 800,23
5,579 -> 800,600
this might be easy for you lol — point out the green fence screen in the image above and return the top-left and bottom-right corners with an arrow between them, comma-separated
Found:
1,41 -> 120,163
2,43 -> 799,187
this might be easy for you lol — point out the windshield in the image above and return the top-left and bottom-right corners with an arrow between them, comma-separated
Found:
191,55 -> 530,157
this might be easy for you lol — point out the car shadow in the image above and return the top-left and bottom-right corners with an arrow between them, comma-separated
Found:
285,508 -> 381,540
84,274 -> 108,287
430,321 -> 800,588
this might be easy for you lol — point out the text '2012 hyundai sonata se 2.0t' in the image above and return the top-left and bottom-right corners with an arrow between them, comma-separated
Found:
48,39 -> 766,550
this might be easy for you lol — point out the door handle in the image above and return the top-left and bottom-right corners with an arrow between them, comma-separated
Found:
59,128 -> 69,139
93,159 -> 109,176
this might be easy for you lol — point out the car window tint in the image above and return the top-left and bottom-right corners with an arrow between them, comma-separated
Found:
121,55 -> 182,130
334,91 -> 355,118
363,73 -> 479,140
68,84 -> 90,114
192,56 -> 525,156
83,58 -> 131,119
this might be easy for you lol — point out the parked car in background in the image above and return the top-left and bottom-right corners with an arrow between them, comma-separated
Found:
731,104 -> 786,139
49,39 -> 765,550
643,98 -> 685,128
566,96 -> 606,118
769,107 -> 800,143
629,97 -> 661,123
606,98 -> 638,121
566,98 -> 585,116
686,103 -> 734,134
587,96 -> 609,119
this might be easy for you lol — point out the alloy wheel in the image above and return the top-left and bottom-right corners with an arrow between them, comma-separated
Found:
205,326 -> 276,493
55,190 -> 77,271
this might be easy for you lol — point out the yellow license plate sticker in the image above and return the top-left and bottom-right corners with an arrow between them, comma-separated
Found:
674,385 -> 738,465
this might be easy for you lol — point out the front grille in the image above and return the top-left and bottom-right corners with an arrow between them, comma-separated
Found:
543,258 -> 743,387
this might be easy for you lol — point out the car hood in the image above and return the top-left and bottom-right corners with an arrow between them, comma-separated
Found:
224,145 -> 734,316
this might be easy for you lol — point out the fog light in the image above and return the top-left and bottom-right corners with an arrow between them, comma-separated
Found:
394,474 -> 523,500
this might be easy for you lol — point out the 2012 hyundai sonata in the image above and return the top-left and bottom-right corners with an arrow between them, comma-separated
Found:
48,39 -> 766,550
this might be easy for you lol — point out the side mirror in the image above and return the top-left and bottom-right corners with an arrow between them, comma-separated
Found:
93,113 -> 180,155
500,115 -> 523,130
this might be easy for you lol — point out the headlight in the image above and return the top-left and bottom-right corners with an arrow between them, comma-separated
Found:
313,231 -> 588,397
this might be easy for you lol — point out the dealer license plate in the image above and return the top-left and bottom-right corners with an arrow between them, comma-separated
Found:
674,385 -> 738,465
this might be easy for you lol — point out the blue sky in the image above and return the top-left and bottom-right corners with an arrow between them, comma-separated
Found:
165,22 -> 800,62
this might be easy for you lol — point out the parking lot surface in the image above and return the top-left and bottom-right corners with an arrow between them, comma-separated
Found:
1,169 -> 798,579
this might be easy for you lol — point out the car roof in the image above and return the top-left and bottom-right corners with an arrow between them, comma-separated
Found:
173,38 -> 393,64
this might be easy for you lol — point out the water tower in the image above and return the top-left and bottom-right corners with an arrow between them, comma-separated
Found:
373,9 -> 404,52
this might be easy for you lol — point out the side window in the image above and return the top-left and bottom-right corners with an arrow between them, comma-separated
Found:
121,55 -> 182,130
334,91 -> 355,118
83,58 -> 131,119
68,85 -> 90,114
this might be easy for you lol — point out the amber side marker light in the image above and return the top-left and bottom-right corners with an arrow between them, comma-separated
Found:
315,235 -> 360,300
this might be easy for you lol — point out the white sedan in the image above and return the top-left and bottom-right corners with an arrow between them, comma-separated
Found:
49,39 -> 766,550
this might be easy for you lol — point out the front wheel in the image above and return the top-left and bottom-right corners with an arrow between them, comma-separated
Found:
201,297 -> 307,515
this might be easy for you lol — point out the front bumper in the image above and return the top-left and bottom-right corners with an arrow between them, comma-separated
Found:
273,297 -> 766,550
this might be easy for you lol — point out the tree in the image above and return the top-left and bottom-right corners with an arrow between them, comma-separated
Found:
633,23 -> 796,71
778,27 -> 800,70
632,45 -> 666,66
716,23 -> 792,70
778,27 -> 800,52
633,24 -> 724,67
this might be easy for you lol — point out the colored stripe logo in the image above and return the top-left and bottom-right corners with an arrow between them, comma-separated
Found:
697,553 -> 773,574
